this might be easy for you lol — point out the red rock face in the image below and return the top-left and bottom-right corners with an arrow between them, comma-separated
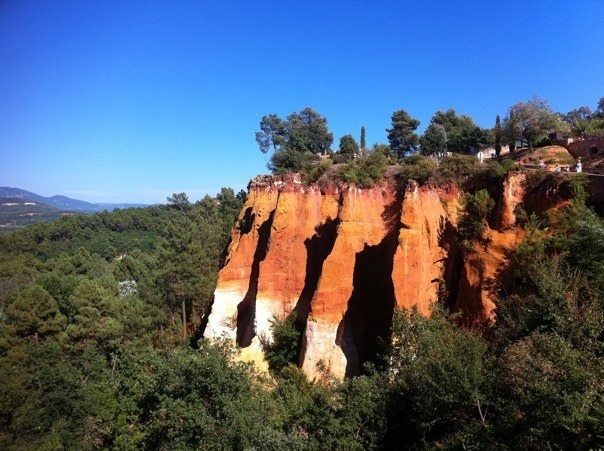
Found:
392,182 -> 459,315
253,187 -> 340,360
496,172 -> 526,229
205,182 -> 279,344
204,172 -> 536,379
301,185 -> 400,379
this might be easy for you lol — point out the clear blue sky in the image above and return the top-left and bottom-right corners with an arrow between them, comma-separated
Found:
2,0 -> 603,203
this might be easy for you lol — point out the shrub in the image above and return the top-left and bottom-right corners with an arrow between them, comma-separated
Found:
481,158 -> 521,180
501,158 -> 520,172
457,189 -> 495,245
261,313 -> 300,374
305,158 -> 333,184
533,135 -> 553,147
398,155 -> 437,184
268,148 -> 315,174
513,203 -> 529,226
385,307 -> 487,447
565,173 -> 589,202
332,153 -> 350,164
341,151 -> 387,187
436,154 -> 479,185
494,331 -> 603,449
372,143 -> 393,160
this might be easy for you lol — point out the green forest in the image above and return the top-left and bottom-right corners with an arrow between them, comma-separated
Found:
0,168 -> 602,449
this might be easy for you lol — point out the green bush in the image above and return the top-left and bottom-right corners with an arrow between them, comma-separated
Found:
372,143 -> 392,159
533,135 -> 553,147
513,203 -> 529,226
268,148 -> 316,174
261,313 -> 301,374
332,153 -> 350,164
341,151 -> 387,187
398,154 -> 437,184
385,307 -> 487,447
457,189 -> 495,245
501,158 -> 519,172
436,154 -> 479,185
565,173 -> 589,201
494,332 -> 603,449
480,158 -> 521,180
305,158 -> 333,184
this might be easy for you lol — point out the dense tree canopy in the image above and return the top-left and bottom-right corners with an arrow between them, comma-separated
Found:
337,134 -> 359,161
561,97 -> 604,137
428,109 -> 491,153
285,107 -> 333,155
419,123 -> 447,155
503,97 -> 560,150
0,189 -> 252,449
257,107 -> 334,173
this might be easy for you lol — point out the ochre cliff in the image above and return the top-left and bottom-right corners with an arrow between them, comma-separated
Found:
392,181 -> 459,314
204,176 -> 279,349
204,171 -> 535,379
301,185 -> 400,379
250,178 -> 340,364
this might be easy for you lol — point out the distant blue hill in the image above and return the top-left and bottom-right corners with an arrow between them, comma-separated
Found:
0,187 -> 149,212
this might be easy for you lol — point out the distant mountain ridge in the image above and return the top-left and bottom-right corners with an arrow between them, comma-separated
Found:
0,187 -> 148,212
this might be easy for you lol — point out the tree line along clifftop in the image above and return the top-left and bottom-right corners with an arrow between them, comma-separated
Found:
256,97 -> 604,177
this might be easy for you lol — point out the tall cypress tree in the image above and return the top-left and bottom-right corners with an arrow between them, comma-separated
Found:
360,126 -> 366,151
494,115 -> 502,156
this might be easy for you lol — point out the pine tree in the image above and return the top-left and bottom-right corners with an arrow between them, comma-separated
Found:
386,110 -> 420,158
1,285 -> 65,345
158,214 -> 202,341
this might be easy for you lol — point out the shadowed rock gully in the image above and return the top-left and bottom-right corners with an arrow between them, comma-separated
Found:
336,192 -> 404,377
292,217 -> 340,359
236,209 -> 276,347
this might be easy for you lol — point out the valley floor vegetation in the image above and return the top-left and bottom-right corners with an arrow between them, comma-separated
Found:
0,170 -> 602,449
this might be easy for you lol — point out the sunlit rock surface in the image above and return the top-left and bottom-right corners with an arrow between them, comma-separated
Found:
205,171 -> 543,379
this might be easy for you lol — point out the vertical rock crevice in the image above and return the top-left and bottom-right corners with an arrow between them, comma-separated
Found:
296,189 -> 345,367
335,229 -> 399,376
335,192 -> 404,377
236,208 -> 276,347
438,216 -> 462,312
238,206 -> 255,236
292,216 -> 340,360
